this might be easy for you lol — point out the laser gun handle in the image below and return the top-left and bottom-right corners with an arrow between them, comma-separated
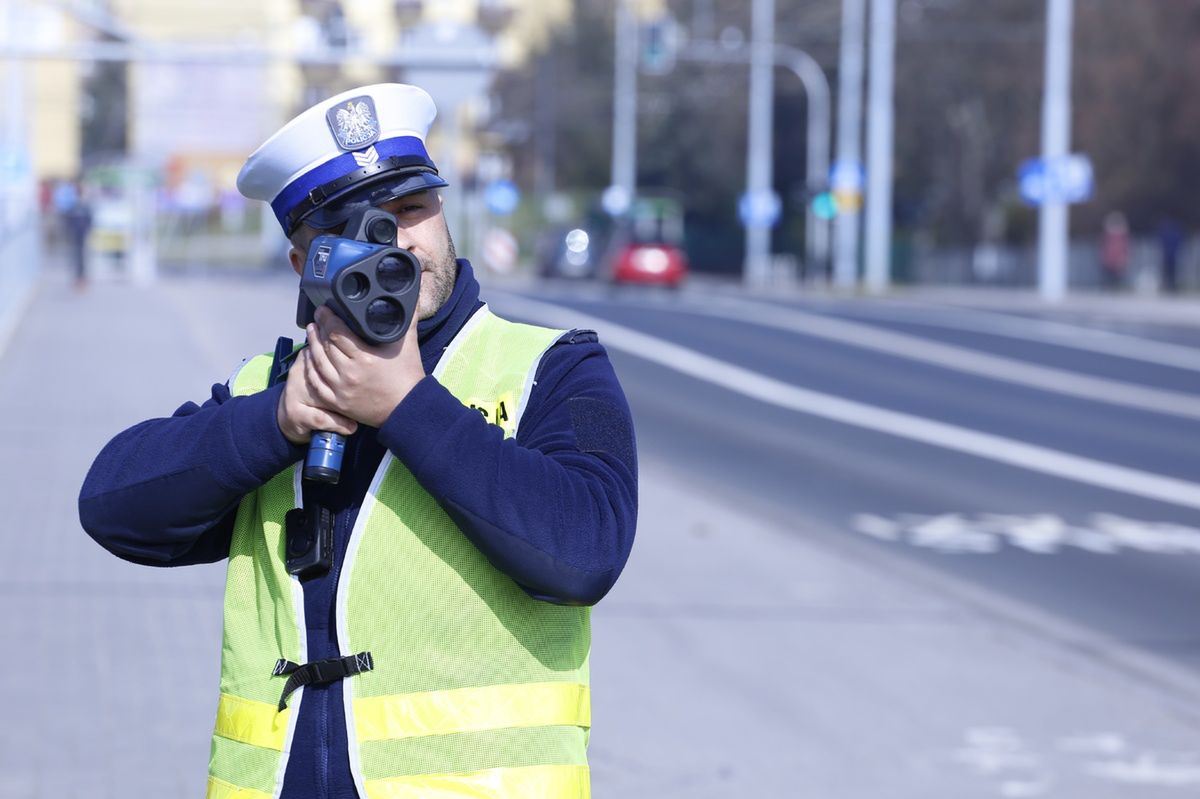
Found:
305,431 -> 346,484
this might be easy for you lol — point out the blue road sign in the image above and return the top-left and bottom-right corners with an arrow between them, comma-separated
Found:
1019,154 -> 1093,206
484,180 -> 521,216
739,190 -> 782,228
829,160 -> 865,193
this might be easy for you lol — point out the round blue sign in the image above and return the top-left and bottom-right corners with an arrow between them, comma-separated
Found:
738,190 -> 781,227
485,180 -> 521,216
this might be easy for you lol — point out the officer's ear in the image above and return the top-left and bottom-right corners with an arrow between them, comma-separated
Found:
288,246 -> 305,277
288,224 -> 316,276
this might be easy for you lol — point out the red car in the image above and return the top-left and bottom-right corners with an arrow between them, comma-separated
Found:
611,242 -> 688,287
608,195 -> 689,287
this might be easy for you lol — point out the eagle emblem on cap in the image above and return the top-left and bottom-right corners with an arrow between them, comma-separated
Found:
326,96 -> 381,151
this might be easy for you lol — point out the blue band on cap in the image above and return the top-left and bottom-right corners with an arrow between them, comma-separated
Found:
270,135 -> 433,228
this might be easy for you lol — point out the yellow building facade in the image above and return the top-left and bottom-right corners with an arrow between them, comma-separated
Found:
3,5 -> 87,181
19,0 -> 583,187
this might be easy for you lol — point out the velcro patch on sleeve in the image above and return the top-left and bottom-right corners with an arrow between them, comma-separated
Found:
568,397 -> 636,475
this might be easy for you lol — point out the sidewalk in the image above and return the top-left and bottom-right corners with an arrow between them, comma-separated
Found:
1,267 -> 1198,797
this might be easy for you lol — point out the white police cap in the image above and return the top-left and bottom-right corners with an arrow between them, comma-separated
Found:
237,83 -> 448,236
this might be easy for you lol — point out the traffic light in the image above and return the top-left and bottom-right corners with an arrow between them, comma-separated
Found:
640,16 -> 678,75
811,191 -> 838,221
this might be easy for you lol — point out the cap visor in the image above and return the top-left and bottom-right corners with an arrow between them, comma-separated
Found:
300,171 -> 449,232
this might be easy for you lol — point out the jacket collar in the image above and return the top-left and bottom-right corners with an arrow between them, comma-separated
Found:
417,258 -> 483,374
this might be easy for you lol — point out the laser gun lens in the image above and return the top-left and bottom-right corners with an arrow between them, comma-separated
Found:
340,271 -> 369,300
367,217 -> 397,244
376,255 -> 416,293
366,298 -> 405,339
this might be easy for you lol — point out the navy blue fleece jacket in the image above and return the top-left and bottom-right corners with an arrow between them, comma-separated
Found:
78,260 -> 637,799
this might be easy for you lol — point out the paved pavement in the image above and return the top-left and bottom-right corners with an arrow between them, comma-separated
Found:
2,264 -> 1199,797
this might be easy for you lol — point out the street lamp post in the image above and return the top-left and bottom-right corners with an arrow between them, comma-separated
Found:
1038,0 -> 1075,302
864,0 -> 895,294
744,0 -> 777,287
679,42 -> 831,281
610,0 -> 638,216
833,0 -> 866,290
777,45 -> 831,277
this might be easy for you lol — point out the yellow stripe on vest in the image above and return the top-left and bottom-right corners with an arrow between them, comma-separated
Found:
206,775 -> 274,799
364,764 -> 590,799
354,682 -> 590,742
214,693 -> 290,751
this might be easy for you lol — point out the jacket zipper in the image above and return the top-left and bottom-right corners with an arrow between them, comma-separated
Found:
321,507 -> 350,798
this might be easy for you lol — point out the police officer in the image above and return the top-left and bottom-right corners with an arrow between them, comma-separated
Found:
79,84 -> 637,799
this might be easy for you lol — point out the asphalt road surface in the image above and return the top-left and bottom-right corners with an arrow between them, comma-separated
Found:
489,280 -> 1200,672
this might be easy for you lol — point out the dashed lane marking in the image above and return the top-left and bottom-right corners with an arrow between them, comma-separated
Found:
852,512 -> 1200,555
812,300 -> 1200,373
492,292 -> 1200,511
671,295 -> 1200,420
953,727 -> 1200,793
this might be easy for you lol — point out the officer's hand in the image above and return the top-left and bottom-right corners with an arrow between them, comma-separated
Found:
277,347 -> 359,445
304,305 -> 425,428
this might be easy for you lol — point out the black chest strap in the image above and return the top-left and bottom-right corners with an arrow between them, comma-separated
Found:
268,336 -> 299,387
272,652 -> 374,711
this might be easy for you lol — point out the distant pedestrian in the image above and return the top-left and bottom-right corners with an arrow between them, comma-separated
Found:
1100,211 -> 1130,290
58,181 -> 93,289
1157,218 -> 1184,294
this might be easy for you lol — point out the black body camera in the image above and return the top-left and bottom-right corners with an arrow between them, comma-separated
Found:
284,506 -> 334,580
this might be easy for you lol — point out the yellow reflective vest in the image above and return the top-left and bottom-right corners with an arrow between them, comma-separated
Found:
208,307 -> 592,799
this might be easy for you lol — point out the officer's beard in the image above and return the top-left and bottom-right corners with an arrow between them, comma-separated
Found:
417,231 -> 458,320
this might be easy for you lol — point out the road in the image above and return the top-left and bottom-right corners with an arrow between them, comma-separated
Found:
3,265 -> 1200,798
489,281 -> 1200,670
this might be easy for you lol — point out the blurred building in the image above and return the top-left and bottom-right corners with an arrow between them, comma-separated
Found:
110,0 -> 301,198
9,0 -> 577,192
0,4 -> 92,182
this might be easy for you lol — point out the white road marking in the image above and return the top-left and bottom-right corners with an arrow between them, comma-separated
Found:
1000,779 -> 1052,798
811,300 -> 1200,373
953,728 -> 1200,792
1085,755 -> 1200,786
851,512 -> 1200,556
678,295 -> 1200,420
492,292 -> 1200,511
1058,734 -> 1127,755
956,727 -> 1039,774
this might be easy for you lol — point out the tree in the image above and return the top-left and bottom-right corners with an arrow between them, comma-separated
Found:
491,0 -> 1200,274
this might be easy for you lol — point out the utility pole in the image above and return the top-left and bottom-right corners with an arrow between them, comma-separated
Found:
692,0 -> 716,40
534,50 -> 557,198
864,0 -> 895,294
833,0 -> 866,289
744,0 -> 777,287
609,0 -> 638,216
781,46 -> 831,279
1038,0 -> 1074,302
